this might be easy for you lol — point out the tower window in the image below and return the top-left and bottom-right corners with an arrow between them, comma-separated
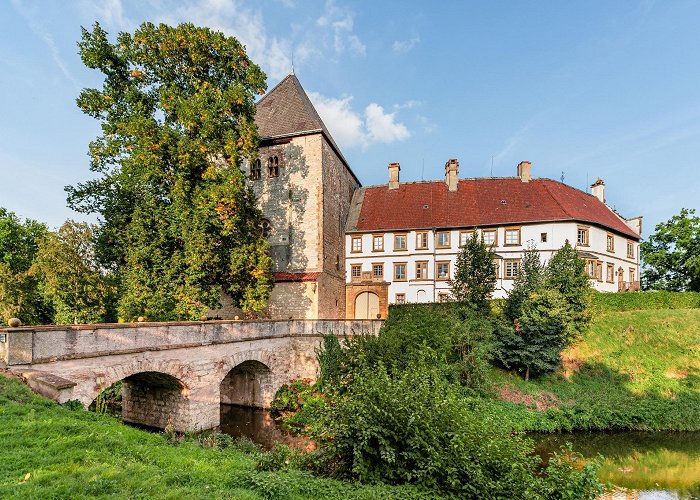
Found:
250,159 -> 262,180
261,219 -> 272,238
268,156 -> 280,177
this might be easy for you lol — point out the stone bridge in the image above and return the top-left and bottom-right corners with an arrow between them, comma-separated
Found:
0,319 -> 381,431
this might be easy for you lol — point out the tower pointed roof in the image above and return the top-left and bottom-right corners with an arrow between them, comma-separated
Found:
255,73 -> 356,182
254,73 -> 329,138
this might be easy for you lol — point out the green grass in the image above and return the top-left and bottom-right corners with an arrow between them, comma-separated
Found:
0,375 -> 429,499
488,308 -> 700,431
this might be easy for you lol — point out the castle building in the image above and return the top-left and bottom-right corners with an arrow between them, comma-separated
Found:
245,74 -> 642,320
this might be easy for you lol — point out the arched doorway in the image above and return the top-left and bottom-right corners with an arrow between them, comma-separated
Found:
220,360 -> 273,408
355,291 -> 379,319
416,289 -> 427,303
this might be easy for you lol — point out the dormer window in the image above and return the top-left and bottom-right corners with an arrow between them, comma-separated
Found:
268,156 -> 280,177
250,159 -> 262,180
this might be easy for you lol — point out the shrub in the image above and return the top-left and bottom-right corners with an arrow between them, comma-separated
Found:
592,290 -> 700,311
313,362 -> 603,497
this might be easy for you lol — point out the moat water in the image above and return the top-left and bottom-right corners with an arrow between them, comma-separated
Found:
219,406 -> 700,498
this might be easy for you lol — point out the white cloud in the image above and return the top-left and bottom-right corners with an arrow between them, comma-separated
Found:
308,92 -> 410,150
316,0 -> 366,56
308,92 -> 367,148
392,36 -> 420,53
365,103 -> 410,143
82,0 -> 133,31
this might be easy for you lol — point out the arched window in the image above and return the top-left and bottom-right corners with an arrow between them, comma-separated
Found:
261,219 -> 272,238
268,156 -> 280,177
250,159 -> 262,180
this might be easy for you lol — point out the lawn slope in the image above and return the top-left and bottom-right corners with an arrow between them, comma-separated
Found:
0,375 -> 427,499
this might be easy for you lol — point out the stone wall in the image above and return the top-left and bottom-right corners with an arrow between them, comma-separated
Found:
265,281 -> 317,320
1,319 -> 380,365
317,138 -> 360,319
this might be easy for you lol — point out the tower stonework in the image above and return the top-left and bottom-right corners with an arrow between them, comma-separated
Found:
250,74 -> 360,319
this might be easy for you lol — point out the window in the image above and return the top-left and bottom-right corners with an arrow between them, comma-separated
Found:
504,259 -> 520,279
436,231 -> 450,248
607,233 -> 615,253
393,262 -> 407,281
395,293 -> 406,304
394,233 -> 407,251
459,230 -> 475,246
504,227 -> 521,246
493,260 -> 500,279
541,232 -> 548,243
372,234 -> 384,252
351,236 -> 362,253
250,159 -> 262,180
629,268 -> 636,282
267,156 -> 280,177
577,226 -> 589,246
606,263 -> 615,283
438,292 -> 450,303
436,261 -> 450,280
260,219 -> 272,238
350,264 -> 362,279
416,231 -> 429,250
585,259 -> 602,280
372,263 -> 384,279
627,241 -> 634,259
415,261 -> 428,280
482,229 -> 497,246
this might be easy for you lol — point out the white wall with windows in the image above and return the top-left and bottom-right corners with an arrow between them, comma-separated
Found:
346,221 -> 640,303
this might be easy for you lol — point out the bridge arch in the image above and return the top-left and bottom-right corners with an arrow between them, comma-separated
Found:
219,350 -> 277,408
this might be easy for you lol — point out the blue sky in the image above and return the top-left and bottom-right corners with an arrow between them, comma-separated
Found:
1,0 -> 699,236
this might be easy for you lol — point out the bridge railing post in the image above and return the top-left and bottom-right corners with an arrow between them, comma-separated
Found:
3,328 -> 34,365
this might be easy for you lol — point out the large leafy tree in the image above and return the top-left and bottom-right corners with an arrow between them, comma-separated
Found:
641,208 -> 700,292
0,208 -> 50,324
448,234 -> 497,311
66,22 -> 274,321
31,221 -> 114,325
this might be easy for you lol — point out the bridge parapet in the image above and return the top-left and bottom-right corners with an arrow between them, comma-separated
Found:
0,319 -> 382,366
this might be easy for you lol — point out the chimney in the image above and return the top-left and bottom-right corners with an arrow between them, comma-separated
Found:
591,178 -> 605,203
517,161 -> 531,183
445,159 -> 459,191
388,162 -> 401,189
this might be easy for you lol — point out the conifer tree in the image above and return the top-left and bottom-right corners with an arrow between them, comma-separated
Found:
448,234 -> 496,311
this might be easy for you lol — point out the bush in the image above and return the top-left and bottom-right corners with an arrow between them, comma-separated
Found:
313,362 -> 603,498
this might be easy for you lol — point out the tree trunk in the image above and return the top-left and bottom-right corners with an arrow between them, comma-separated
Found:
525,365 -> 530,382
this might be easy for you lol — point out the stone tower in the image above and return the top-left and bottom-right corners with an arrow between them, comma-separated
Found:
250,73 -> 361,319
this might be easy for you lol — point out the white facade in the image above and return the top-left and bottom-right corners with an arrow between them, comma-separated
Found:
346,221 -> 640,303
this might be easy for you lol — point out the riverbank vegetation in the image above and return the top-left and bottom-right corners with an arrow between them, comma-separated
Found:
0,374 -> 427,499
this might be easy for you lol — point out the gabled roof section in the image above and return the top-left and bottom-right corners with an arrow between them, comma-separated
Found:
254,73 -> 358,184
347,177 -> 641,240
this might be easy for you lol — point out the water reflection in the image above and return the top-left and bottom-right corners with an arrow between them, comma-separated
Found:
219,404 -> 313,451
534,431 -> 700,499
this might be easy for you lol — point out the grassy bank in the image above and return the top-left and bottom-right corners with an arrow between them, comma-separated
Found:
487,308 -> 700,431
377,294 -> 700,433
0,375 -> 426,499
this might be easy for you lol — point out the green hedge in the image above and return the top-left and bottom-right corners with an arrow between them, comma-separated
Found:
592,291 -> 700,312
390,292 -> 700,317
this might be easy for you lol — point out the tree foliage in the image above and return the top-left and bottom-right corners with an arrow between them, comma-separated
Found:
31,221 -> 114,325
66,22 -> 273,321
448,235 -> 496,311
497,240 -> 592,380
641,208 -> 700,292
0,208 -> 50,324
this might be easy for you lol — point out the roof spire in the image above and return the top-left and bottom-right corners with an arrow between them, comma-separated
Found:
290,50 -> 295,75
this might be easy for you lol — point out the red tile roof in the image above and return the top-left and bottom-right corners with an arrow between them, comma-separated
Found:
350,178 -> 640,240
273,272 -> 321,282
